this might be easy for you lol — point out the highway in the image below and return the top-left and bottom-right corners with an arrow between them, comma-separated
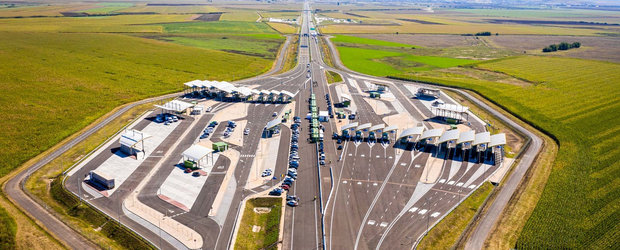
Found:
4,1 -> 543,250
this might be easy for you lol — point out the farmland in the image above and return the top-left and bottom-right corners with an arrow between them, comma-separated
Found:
158,35 -> 284,59
393,56 -> 620,249
336,46 -> 476,75
161,21 -> 277,34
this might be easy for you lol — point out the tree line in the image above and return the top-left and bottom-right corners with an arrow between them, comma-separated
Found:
542,42 -> 581,52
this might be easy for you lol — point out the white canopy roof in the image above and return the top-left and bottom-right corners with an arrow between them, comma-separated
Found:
436,103 -> 469,113
184,80 -> 202,88
369,124 -> 385,132
341,122 -> 358,131
340,93 -> 352,101
489,133 -> 507,147
473,132 -> 491,146
236,87 -> 253,96
119,129 -> 151,148
398,126 -> 425,140
271,90 -> 281,96
260,90 -> 270,95
356,123 -> 372,131
182,144 -> 212,162
155,100 -> 194,112
251,89 -> 260,95
199,80 -> 213,89
281,90 -> 295,98
384,125 -> 398,133
265,118 -> 282,130
438,129 -> 460,144
421,128 -> 444,140
319,111 -> 329,117
457,130 -> 476,144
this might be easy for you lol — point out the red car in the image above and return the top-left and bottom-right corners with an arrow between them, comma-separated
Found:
281,184 -> 290,190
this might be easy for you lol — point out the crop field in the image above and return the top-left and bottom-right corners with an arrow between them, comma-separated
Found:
161,21 -> 277,34
336,46 -> 476,75
118,4 -> 219,14
82,3 -> 134,14
394,56 -> 619,249
331,35 -> 413,47
266,22 -> 297,34
0,3 -> 94,17
220,10 -> 259,22
235,198 -> 282,250
160,35 -> 284,59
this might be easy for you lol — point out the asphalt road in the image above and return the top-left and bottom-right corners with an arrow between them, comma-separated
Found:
5,2 -> 542,250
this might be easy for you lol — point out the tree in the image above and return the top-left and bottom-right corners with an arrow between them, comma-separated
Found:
558,42 -> 570,50
572,42 -> 581,48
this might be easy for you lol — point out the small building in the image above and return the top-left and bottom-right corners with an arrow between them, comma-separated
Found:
191,105 -> 203,115
369,91 -> 381,99
89,170 -> 115,190
263,118 -> 282,138
340,93 -> 351,107
319,110 -> 329,122
119,129 -> 151,159
212,142 -> 228,152
182,144 -> 214,169
416,87 -> 441,99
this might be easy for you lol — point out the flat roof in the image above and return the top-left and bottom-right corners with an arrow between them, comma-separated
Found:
473,132 -> 491,146
319,110 -> 329,116
384,125 -> 398,133
356,123 -> 372,131
182,144 -> 212,162
341,122 -> 358,131
398,126 -> 425,140
260,90 -> 270,95
369,124 -> 385,132
489,133 -> 507,147
457,130 -> 476,144
251,89 -> 260,95
340,93 -> 351,101
438,129 -> 460,144
436,103 -> 469,113
119,129 -> 151,148
155,100 -> 194,112
420,128 -> 444,140
271,90 -> 281,96
265,118 -> 282,130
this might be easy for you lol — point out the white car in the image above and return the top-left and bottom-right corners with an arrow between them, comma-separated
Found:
262,169 -> 273,177
273,112 -> 278,117
244,128 -> 250,135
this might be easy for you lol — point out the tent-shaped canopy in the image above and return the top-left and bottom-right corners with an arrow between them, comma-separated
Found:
489,133 -> 507,147
341,122 -> 358,131
420,128 -> 444,141
369,124 -> 385,132
155,100 -> 194,112
457,130 -> 476,145
438,129 -> 460,144
473,132 -> 491,146
182,144 -> 212,163
119,129 -> 151,149
398,126 -> 425,140
384,125 -> 398,133
265,118 -> 282,130
356,123 -> 372,131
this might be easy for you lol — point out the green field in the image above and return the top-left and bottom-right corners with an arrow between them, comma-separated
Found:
337,46 -> 476,75
161,35 -> 284,59
235,198 -> 282,249
82,3 -> 134,14
331,35 -> 414,47
394,56 -> 620,249
162,21 -> 277,34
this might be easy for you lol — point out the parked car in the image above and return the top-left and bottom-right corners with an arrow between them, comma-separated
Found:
281,184 -> 290,190
192,172 -> 200,177
262,169 -> 272,177
244,128 -> 250,135
337,145 -> 343,150
287,195 -> 298,201
320,160 -> 326,165
273,112 -> 278,117
269,188 -> 283,196
349,114 -> 356,120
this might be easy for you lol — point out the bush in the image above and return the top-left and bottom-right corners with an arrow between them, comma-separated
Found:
475,31 -> 492,36
542,42 -> 581,52
0,206 -> 16,249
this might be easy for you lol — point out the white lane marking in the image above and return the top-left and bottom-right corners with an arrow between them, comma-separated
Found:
456,182 -> 464,187
379,222 -> 388,227
376,155 -> 380,158
418,209 -> 428,215
342,181 -> 348,184
431,212 -> 440,218
360,154 -> 365,157
448,181 -> 455,185
400,163 -> 407,166
408,207 -> 418,213
357,182 -> 362,185
439,179 -> 446,183
468,184 -> 476,189
368,220 -> 376,226
415,164 -> 421,168
373,183 -> 378,186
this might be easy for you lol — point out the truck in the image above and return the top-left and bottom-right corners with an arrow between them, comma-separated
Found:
355,131 -> 362,141
89,170 -> 115,190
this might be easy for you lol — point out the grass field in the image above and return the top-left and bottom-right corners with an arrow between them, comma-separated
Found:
82,3 -> 134,14
235,198 -> 282,250
337,46 -> 476,75
331,34 -> 414,47
162,20 -> 277,34
160,35 -> 284,59
266,22 -> 298,34
325,70 -> 343,84
393,56 -> 620,249
118,4 -> 219,14
419,182 -> 493,249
